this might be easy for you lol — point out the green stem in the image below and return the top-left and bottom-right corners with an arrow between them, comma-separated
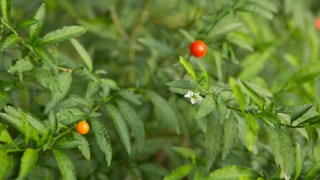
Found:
1,20 -> 25,44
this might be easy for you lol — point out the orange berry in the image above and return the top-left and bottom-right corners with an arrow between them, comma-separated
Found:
315,18 -> 320,31
76,121 -> 90,135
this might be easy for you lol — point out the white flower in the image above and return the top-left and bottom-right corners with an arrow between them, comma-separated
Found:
184,90 -> 203,104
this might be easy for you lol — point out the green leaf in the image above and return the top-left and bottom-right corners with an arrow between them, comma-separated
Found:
0,150 -> 13,180
106,105 -> 131,154
242,81 -> 273,98
45,72 -> 72,113
139,163 -> 169,176
73,132 -> 90,160
240,2 -> 274,19
29,3 -> 46,40
228,35 -> 253,52
164,164 -> 194,180
205,111 -> 223,171
294,142 -> 303,180
239,49 -> 273,80
0,20 -> 3,41
277,62 -> 320,93
70,38 -> 93,71
179,29 -> 194,42
222,111 -> 238,160
196,94 -> 215,119
1,33 -> 21,51
147,91 -> 180,134
32,68 -> 59,91
57,97 -> 94,109
8,59 -> 34,74
86,80 -> 100,98
0,123 -> 13,144
198,65 -> 210,90
207,165 -> 262,179
16,19 -> 38,29
306,161 -> 320,179
179,56 -> 197,80
56,108 -> 86,125
118,89 -> 142,105
170,147 -> 198,164
0,113 -> 23,132
34,46 -> 55,66
53,138 -> 84,149
138,38 -> 177,55
40,26 -> 87,45
116,100 -> 144,151
241,80 -> 265,109
1,0 -> 12,24
194,168 -> 206,180
52,149 -> 76,180
280,104 -> 313,123
166,79 -> 199,95
91,120 -> 112,166
3,106 -> 46,134
229,77 -> 245,112
265,125 -> 295,178
18,148 -> 38,178
211,21 -> 243,37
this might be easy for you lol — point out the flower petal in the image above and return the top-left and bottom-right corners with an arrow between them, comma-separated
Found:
191,98 -> 196,104
184,91 -> 193,98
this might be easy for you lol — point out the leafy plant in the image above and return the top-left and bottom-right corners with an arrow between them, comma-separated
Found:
1,0 -> 320,179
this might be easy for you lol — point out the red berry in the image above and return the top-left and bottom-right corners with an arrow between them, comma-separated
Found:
76,121 -> 90,135
315,18 -> 320,31
190,40 -> 207,58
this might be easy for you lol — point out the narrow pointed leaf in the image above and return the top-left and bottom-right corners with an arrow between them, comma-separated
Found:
0,123 -> 13,144
196,94 -> 215,119
56,108 -> 86,126
171,146 -> 198,164
118,89 -> 142,105
1,0 -> 12,24
205,111 -> 223,171
294,142 -> 303,180
0,150 -> 13,180
222,111 -> 238,160
34,46 -> 55,66
70,38 -> 93,71
179,56 -> 196,80
106,105 -> 131,154
8,59 -> 34,74
229,77 -> 245,112
91,120 -> 112,166
45,72 -> 72,113
147,91 -> 180,134
207,165 -> 262,179
29,3 -> 46,40
1,33 -> 21,51
40,26 -> 87,45
241,80 -> 265,109
116,100 -> 144,151
16,19 -> 38,29
73,132 -> 90,160
53,149 -> 76,180
53,138 -> 83,149
306,161 -> 320,179
18,148 -> 38,178
277,61 -> 320,93
265,125 -> 295,178
164,165 -> 194,180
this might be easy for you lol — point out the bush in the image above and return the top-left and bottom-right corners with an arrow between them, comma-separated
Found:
1,0 -> 320,179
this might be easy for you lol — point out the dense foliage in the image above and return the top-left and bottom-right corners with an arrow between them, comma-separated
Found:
1,0 -> 320,179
